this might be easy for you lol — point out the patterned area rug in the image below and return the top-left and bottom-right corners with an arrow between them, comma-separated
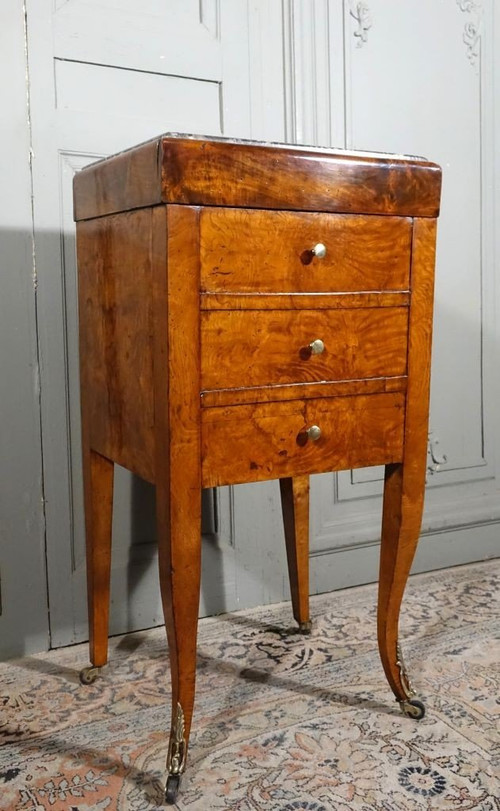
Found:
1,560 -> 499,810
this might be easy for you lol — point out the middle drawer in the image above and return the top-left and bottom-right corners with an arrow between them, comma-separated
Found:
201,307 -> 408,391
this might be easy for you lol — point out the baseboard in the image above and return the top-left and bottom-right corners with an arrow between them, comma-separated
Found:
310,519 -> 500,594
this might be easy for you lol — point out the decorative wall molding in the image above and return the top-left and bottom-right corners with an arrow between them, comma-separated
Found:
199,0 -> 220,40
456,0 -> 482,64
427,431 -> 449,476
350,1 -> 372,47
456,0 -> 481,11
282,0 -> 333,146
214,485 -> 236,547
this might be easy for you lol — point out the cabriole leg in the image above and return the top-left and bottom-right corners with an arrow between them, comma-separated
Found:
377,462 -> 426,720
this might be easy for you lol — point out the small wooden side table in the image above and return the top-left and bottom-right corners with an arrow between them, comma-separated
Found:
73,135 -> 441,804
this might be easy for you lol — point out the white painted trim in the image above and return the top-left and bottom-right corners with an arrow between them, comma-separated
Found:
282,0 -> 340,146
310,521 -> 499,597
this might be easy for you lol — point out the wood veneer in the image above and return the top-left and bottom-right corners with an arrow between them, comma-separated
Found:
74,134 -> 441,802
201,393 -> 405,487
200,209 -> 412,293
201,307 -> 408,390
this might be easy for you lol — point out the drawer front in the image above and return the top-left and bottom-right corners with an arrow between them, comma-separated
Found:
200,209 -> 412,293
201,393 -> 405,487
201,307 -> 408,391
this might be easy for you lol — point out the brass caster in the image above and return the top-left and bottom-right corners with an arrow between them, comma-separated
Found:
298,620 -> 312,635
165,773 -> 181,805
400,698 -> 426,720
79,665 -> 100,685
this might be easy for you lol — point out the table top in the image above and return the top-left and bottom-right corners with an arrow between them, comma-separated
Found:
73,133 -> 442,222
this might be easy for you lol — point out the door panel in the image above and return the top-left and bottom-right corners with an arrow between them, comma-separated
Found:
28,0 -> 254,647
54,60 -> 222,132
53,0 -> 221,79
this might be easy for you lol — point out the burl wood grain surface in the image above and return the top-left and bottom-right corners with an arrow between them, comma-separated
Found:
201,307 -> 408,391
200,210 -> 411,294
201,392 -> 405,487
73,135 -> 442,221
161,139 -> 441,216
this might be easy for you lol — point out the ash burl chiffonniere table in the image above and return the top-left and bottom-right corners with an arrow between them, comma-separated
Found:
73,134 -> 442,804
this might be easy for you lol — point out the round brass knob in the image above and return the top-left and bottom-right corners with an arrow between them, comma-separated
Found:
306,425 -> 321,441
312,243 -> 327,259
309,339 -> 325,355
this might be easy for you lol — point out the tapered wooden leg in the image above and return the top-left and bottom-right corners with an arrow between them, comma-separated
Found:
80,447 -> 114,683
377,462 -> 426,719
280,475 -> 311,633
153,204 -> 203,803
156,474 -> 201,798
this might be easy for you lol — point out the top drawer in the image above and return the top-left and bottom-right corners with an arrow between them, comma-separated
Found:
200,209 -> 412,294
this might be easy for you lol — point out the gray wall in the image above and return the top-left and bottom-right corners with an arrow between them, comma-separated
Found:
0,1 -> 49,657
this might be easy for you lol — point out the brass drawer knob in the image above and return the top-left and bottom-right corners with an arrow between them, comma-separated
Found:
306,425 -> 322,441
309,339 -> 325,355
312,242 -> 327,259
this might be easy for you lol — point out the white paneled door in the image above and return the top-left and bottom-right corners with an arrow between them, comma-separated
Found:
26,0 -> 263,647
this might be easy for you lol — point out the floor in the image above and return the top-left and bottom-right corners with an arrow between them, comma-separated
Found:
1,559 -> 499,810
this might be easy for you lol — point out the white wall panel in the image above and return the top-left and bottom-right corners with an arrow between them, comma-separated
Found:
309,0 -> 499,584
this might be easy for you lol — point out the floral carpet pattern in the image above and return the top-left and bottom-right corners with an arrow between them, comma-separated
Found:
1,560 -> 499,810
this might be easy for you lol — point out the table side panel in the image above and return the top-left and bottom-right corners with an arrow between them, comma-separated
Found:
163,205 -> 203,504
77,209 -> 156,483
74,139 -> 162,222
400,217 -> 438,519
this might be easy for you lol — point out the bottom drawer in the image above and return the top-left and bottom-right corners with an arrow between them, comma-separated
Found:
201,392 -> 405,487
